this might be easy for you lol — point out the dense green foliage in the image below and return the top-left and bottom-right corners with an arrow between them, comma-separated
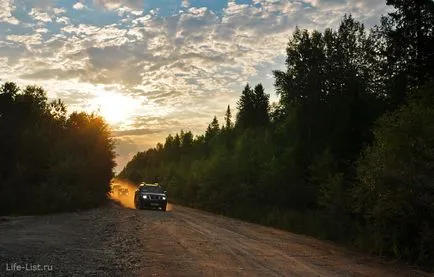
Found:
0,83 -> 116,214
120,0 -> 434,266
355,93 -> 434,263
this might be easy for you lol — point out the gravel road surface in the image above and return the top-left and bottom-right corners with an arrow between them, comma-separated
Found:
0,203 -> 431,277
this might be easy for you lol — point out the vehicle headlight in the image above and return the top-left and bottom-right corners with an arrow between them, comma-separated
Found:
142,195 -> 148,199
162,196 -> 166,200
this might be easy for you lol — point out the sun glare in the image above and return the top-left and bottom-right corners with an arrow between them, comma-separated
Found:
90,92 -> 140,125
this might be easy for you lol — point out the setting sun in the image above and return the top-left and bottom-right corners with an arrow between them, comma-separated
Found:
89,92 -> 140,125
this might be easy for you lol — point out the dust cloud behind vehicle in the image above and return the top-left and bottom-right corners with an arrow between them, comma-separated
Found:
109,179 -> 137,209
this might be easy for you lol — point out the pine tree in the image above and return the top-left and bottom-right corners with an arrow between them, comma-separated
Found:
224,105 -> 233,129
236,84 -> 255,129
253,84 -> 270,127
205,116 -> 220,141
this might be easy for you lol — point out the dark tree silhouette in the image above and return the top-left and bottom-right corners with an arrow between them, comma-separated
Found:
0,82 -> 116,215
224,105 -> 233,129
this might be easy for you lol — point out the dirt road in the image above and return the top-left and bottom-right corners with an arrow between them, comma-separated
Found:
0,203 -> 431,277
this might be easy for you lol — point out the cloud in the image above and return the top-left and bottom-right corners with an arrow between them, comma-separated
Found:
6,34 -> 43,46
93,0 -> 144,10
29,8 -> 52,23
53,7 -> 67,15
35,28 -> 49,33
130,116 -> 181,130
0,0 -> 19,25
113,128 -> 162,137
73,2 -> 87,10
5,0 -> 388,96
56,16 -> 71,25
19,68 -> 87,81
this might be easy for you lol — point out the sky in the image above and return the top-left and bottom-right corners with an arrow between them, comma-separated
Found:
0,0 -> 390,172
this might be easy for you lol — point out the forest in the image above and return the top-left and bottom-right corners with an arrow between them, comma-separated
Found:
0,82 -> 116,214
119,0 -> 434,266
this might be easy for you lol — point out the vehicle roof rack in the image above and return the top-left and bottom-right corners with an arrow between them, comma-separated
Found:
139,182 -> 159,186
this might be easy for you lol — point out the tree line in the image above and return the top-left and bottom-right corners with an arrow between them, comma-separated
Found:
0,82 -> 116,214
119,0 -> 434,266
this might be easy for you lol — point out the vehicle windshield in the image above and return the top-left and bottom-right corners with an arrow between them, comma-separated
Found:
140,185 -> 164,193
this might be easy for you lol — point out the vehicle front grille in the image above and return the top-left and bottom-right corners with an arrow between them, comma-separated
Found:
149,195 -> 163,200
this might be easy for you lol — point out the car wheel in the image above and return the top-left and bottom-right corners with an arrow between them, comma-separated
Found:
162,205 -> 167,212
